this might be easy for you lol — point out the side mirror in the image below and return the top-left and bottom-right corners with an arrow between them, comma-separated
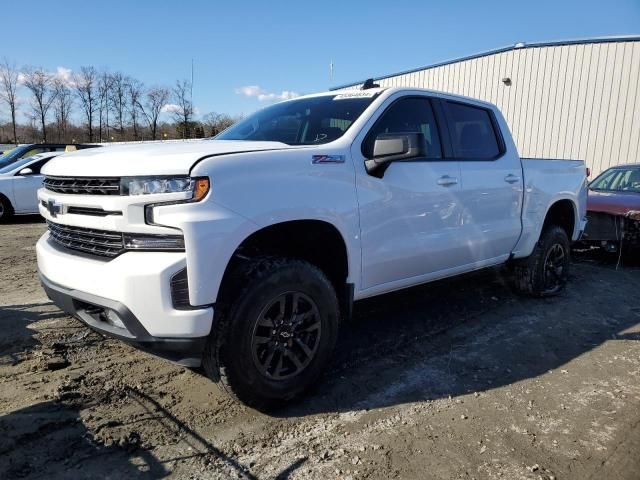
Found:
18,167 -> 33,176
365,133 -> 426,176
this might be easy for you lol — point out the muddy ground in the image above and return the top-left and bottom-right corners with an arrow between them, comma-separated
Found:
1,216 -> 639,480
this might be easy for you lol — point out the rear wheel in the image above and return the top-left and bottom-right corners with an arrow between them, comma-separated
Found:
511,226 -> 570,297
203,257 -> 340,411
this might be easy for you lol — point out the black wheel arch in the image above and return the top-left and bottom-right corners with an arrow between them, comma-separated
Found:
542,199 -> 577,241
218,219 -> 353,319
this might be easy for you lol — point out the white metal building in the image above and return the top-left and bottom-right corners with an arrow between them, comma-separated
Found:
335,35 -> 640,175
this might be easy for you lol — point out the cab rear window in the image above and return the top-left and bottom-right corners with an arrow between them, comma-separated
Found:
444,101 -> 502,159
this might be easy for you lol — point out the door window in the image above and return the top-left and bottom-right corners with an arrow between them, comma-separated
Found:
444,101 -> 501,159
363,97 -> 443,159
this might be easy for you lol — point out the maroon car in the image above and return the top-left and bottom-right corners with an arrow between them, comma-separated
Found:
583,163 -> 640,251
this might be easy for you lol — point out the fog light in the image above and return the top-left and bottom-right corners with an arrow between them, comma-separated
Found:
105,309 -> 126,329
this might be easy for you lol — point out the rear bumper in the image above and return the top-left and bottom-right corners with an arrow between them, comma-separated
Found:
40,273 -> 206,366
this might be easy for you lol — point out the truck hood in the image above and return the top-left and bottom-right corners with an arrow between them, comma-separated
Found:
41,140 -> 295,177
587,189 -> 640,216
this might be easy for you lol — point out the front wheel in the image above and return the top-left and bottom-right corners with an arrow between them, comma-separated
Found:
0,196 -> 13,223
203,257 -> 340,411
510,226 -> 570,297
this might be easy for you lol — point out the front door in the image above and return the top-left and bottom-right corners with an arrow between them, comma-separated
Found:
353,95 -> 466,291
13,158 -> 49,213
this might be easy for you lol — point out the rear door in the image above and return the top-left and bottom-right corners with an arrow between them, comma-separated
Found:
13,157 -> 51,212
441,99 -> 523,263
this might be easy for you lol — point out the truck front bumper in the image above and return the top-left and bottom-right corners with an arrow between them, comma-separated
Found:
37,233 -> 214,366
40,273 -> 206,366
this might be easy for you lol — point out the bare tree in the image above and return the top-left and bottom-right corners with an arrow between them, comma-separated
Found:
74,66 -> 98,141
25,111 -> 39,142
110,73 -> 128,140
172,79 -> 193,138
53,78 -> 73,142
97,71 -> 113,142
0,59 -> 20,144
127,78 -> 144,140
22,67 -> 57,142
140,87 -> 170,140
202,112 -> 239,136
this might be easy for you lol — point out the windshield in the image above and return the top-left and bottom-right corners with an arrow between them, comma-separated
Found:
216,93 -> 378,145
590,167 -> 640,193
0,146 -> 27,170
0,155 -> 38,174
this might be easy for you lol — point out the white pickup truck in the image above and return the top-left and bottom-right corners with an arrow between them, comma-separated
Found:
36,86 -> 587,409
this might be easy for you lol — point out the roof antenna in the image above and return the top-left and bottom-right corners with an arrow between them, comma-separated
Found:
361,78 -> 379,90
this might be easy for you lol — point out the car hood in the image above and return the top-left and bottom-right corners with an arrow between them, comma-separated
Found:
587,189 -> 640,216
41,140 -> 296,177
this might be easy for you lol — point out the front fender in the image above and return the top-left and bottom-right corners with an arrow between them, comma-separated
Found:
151,199 -> 259,306
185,149 -> 363,301
153,200 -> 360,307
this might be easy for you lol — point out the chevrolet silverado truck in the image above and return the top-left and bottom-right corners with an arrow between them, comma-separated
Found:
36,86 -> 587,409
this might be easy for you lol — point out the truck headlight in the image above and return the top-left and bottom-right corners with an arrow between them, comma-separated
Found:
122,176 -> 209,201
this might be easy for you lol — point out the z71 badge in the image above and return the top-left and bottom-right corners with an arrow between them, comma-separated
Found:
312,155 -> 345,164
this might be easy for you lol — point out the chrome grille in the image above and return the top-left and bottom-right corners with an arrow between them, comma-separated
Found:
47,221 -> 124,257
43,176 -> 121,195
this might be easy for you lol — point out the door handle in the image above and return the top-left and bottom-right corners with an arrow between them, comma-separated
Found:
504,174 -> 520,184
437,175 -> 458,186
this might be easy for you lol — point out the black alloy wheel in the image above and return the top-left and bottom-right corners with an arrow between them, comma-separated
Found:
251,291 -> 322,380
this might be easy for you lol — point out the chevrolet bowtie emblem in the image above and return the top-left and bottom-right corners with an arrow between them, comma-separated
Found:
47,199 -> 64,218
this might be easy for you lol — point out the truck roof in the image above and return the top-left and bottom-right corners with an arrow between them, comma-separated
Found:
295,86 -> 498,110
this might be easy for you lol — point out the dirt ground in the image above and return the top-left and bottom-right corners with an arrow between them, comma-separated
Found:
1,216 -> 639,480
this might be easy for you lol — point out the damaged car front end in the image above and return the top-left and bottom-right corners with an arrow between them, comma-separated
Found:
582,164 -> 640,252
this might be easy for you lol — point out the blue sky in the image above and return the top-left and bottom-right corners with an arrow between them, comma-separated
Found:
3,0 -> 639,119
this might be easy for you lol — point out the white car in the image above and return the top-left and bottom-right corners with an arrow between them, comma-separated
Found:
36,86 -> 587,409
0,151 -> 64,221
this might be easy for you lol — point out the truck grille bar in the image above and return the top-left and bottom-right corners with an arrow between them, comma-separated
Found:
43,176 -> 121,195
47,221 -> 125,257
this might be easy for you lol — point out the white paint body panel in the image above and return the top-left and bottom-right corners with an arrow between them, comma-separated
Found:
36,235 -> 213,337
36,87 -> 587,339
0,152 -> 63,214
41,139 -> 298,176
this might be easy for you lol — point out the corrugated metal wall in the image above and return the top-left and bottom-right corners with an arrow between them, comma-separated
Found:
346,40 -> 640,175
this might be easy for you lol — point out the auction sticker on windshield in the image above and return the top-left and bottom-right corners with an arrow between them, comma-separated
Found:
333,91 -> 379,100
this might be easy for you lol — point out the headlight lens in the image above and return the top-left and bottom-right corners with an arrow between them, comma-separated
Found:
122,176 -> 209,200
